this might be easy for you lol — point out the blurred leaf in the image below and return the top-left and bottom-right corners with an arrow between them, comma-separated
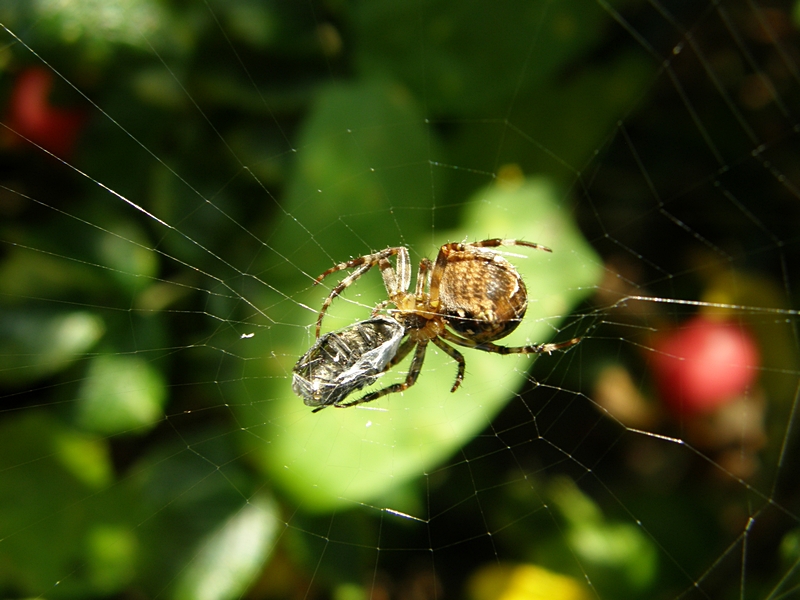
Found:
334,582 -> 369,600
75,354 -> 167,434
130,66 -> 190,111
460,52 -> 653,182
548,477 -> 659,593
353,0 -> 625,116
265,79 -> 437,280
0,412 -> 116,596
0,246 -> 105,302
777,528 -> 800,596
0,309 -> 104,384
125,430 -> 273,598
220,0 -> 279,48
467,563 -> 592,600
53,425 -> 114,488
85,524 -> 138,594
30,0 -> 169,54
781,528 -> 800,564
171,494 -> 280,600
96,221 -> 159,292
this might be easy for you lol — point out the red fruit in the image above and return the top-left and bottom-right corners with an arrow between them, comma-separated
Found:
5,67 -> 86,159
651,316 -> 760,415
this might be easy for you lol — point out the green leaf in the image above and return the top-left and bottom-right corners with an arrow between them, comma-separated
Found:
85,524 -> 138,594
75,354 -> 167,435
96,222 -> 159,293
120,425 -> 274,596
53,426 -> 115,488
0,309 -> 104,384
264,79 -> 438,283
549,477 -> 659,593
240,174 -> 600,511
32,0 -> 169,52
0,412 -> 115,596
353,0 -> 637,116
0,247 -> 105,301
171,494 -> 281,600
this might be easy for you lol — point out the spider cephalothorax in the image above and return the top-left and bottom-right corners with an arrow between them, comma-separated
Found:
306,238 -> 578,409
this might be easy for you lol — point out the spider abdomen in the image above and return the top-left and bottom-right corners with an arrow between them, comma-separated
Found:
439,254 -> 528,343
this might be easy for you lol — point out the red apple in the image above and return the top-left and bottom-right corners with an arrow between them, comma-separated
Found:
651,316 -> 760,415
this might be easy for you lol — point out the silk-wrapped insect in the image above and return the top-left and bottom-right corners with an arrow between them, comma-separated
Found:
292,316 -> 405,412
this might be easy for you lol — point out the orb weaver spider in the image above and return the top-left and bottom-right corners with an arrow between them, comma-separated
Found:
308,238 -> 579,409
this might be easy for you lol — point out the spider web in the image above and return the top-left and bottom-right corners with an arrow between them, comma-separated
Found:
1,1 -> 799,599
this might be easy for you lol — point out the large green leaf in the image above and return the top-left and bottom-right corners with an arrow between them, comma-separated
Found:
237,168 -> 600,510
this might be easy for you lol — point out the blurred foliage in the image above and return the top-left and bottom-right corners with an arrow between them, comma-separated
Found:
0,1 -> 798,600
467,563 -> 592,600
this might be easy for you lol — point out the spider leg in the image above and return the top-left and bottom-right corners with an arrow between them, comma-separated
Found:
314,248 -> 398,284
466,238 -> 552,253
431,336 -> 465,392
478,337 -> 581,355
371,251 -> 414,316
415,258 -> 432,297
382,335 -> 416,369
370,300 -> 392,316
334,340 -> 428,408
313,247 -> 407,338
315,259 -> 379,338
440,328 -> 580,355
378,256 -> 407,299
394,247 -> 411,292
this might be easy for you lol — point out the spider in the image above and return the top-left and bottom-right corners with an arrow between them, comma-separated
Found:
292,316 -> 405,411
309,238 -> 580,409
